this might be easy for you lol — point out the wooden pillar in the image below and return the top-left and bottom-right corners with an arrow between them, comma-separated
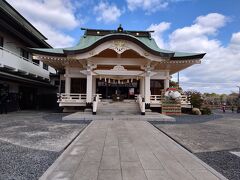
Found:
86,66 -> 93,107
140,78 -> 145,97
64,67 -> 71,94
92,76 -> 96,95
144,71 -> 151,108
164,71 -> 170,89
164,79 -> 170,89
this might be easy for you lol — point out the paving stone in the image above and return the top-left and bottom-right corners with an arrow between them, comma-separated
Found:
119,142 -> 139,162
174,153 -> 206,170
73,161 -> 99,180
104,129 -> 118,146
98,170 -> 122,180
100,146 -> 120,170
81,145 -> 104,162
55,156 -> 82,172
69,145 -> 88,156
121,161 -> 148,180
137,150 -> 163,170
145,170 -> 172,180
46,171 -> 74,180
189,169 -> 220,180
161,160 -> 196,180
40,120 -> 226,180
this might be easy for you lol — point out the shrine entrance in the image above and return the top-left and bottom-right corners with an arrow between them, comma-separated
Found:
96,79 -> 140,100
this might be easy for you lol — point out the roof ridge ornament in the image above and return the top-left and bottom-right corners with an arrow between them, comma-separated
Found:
117,24 -> 123,32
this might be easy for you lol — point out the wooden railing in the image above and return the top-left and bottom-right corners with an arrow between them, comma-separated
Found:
58,93 -> 87,103
150,95 -> 162,104
57,93 -> 102,107
150,94 -> 191,106
181,94 -> 191,105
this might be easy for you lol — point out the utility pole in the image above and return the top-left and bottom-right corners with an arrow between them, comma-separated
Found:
237,86 -> 240,97
177,72 -> 180,88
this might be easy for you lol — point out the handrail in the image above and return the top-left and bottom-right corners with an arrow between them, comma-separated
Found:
150,95 -> 162,104
58,93 -> 87,103
150,94 -> 191,105
0,46 -> 42,67
181,94 -> 191,105
136,94 -> 145,115
93,94 -> 102,100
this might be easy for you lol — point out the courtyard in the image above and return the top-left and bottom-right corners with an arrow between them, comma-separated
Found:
0,110 -> 239,179
0,111 -> 88,180
152,110 -> 240,180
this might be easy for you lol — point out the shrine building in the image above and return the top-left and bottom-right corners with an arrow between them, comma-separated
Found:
30,25 -> 205,114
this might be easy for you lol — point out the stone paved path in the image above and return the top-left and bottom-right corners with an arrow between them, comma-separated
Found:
40,120 -> 227,180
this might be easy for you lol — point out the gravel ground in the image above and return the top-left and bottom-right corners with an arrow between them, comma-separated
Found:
0,111 -> 89,180
196,149 -> 240,180
0,140 -> 60,180
151,110 -> 240,180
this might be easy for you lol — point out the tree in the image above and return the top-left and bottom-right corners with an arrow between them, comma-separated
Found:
185,90 -> 203,108
169,80 -> 182,91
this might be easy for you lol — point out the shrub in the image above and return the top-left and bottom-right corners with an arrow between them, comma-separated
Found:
192,108 -> 201,115
185,91 -> 203,109
201,107 -> 212,115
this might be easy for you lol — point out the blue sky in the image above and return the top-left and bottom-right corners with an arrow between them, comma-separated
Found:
7,0 -> 240,94
67,0 -> 240,46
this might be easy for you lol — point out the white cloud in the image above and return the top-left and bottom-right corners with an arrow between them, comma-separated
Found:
229,32 -> 240,51
94,2 -> 122,23
147,22 -> 171,48
169,13 -> 227,52
126,0 -> 187,14
148,13 -> 240,94
7,0 -> 80,47
7,0 -> 79,30
33,22 -> 75,48
127,0 -> 168,13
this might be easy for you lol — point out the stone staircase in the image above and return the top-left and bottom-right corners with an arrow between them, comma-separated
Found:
62,99 -> 175,122
97,100 -> 140,115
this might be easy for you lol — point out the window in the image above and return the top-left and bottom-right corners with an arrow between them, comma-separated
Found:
150,80 -> 164,95
20,48 -> 29,59
60,80 -> 65,93
32,59 -> 40,65
0,37 -> 3,48
43,63 -> 48,70
71,78 -> 86,93
55,80 -> 60,86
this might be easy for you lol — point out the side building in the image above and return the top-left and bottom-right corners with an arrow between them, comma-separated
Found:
0,0 -> 57,111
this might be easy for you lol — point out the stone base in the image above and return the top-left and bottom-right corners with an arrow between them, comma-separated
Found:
63,107 -> 78,113
84,108 -> 92,113
86,102 -> 92,108
145,103 -> 150,109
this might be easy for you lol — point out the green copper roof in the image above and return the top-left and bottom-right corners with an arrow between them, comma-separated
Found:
33,48 -> 64,54
173,52 -> 203,57
64,33 -> 173,54
30,27 -> 205,59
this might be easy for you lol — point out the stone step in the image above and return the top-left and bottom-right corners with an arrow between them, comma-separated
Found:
97,101 -> 140,115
